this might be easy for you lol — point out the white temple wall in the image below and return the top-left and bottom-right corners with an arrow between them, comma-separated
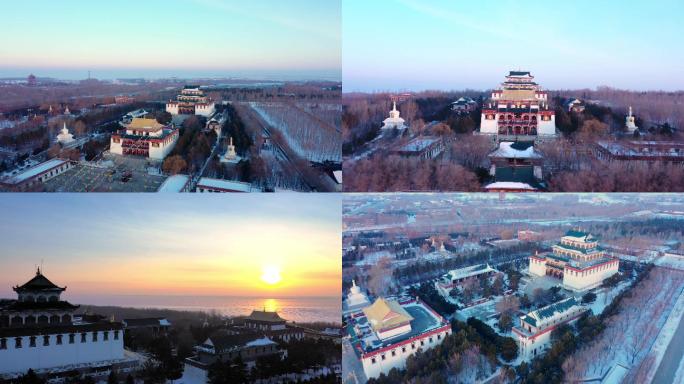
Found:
362,329 -> 450,379
563,262 -> 619,291
0,332 -> 124,374
166,103 -> 179,115
195,104 -> 215,117
110,139 -> 123,155
377,324 -> 412,340
538,116 -> 556,135
528,258 -> 547,277
148,134 -> 178,160
480,115 -> 498,134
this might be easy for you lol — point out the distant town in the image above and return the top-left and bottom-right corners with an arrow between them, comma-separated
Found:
0,75 -> 342,192
342,70 -> 684,192
342,193 -> 684,383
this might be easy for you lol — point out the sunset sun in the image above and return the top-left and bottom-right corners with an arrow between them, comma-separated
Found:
261,265 -> 282,285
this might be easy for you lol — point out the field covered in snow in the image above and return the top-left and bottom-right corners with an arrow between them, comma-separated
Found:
562,267 -> 684,382
249,102 -> 341,163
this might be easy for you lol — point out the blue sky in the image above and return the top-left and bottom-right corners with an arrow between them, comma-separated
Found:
0,0 -> 340,80
0,194 -> 341,298
343,0 -> 684,92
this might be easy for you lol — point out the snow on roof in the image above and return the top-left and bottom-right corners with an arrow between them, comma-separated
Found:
245,337 -> 276,347
399,137 -> 440,152
333,170 -> 342,184
197,177 -> 252,192
446,264 -> 495,281
157,174 -> 190,192
489,141 -> 541,159
484,181 -> 536,191
2,159 -> 67,184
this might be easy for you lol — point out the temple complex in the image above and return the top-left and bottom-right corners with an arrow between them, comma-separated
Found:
347,297 -> 450,379
479,71 -> 556,140
0,269 -> 132,379
166,86 -> 216,116
381,101 -> 407,130
110,117 -> 179,160
529,230 -> 619,291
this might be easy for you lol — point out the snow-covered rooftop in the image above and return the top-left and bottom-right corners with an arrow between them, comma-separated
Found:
245,337 -> 276,347
197,177 -> 252,192
484,181 -> 536,191
157,174 -> 189,192
489,141 -> 541,159
399,137 -> 440,152
1,159 -> 68,184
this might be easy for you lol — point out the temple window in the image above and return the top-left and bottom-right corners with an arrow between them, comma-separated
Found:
81,333 -> 87,343
114,330 -> 119,340
371,358 -> 376,364
43,335 -> 50,346
92,332 -> 98,342
103,331 -> 109,341
69,334 -> 75,344
381,354 -> 386,360
0,338 -> 6,349
57,335 -> 63,345
15,338 -> 22,348
29,336 -> 36,347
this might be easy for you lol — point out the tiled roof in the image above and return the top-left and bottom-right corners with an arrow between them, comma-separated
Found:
14,270 -> 65,292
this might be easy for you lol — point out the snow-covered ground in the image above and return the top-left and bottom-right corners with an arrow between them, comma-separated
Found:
638,287 -> 684,383
250,102 -> 341,163
654,253 -> 684,270
562,268 -> 684,382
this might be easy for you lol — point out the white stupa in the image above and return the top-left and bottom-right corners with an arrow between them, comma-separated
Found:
347,280 -> 371,309
220,136 -> 241,163
625,106 -> 638,133
56,122 -> 75,144
381,101 -> 407,130
63,106 -> 71,115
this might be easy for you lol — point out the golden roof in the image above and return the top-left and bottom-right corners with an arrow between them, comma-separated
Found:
363,298 -> 413,332
127,117 -> 164,130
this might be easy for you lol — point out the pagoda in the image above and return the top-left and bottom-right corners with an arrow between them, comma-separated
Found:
166,85 -> 216,117
381,101 -> 407,130
625,106 -> 639,133
479,71 -> 556,140
56,122 -> 75,145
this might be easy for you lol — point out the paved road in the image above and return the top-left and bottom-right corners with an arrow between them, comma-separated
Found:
651,299 -> 684,383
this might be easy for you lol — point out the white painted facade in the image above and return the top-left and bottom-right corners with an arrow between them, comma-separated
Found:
0,330 -> 124,374
361,326 -> 451,379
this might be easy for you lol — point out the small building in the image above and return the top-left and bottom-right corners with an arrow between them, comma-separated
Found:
451,97 -> 477,114
488,141 -> 543,183
381,101 -> 407,130
518,230 -> 541,242
182,332 -> 281,383
205,112 -> 227,139
166,86 -> 216,117
436,264 -> 497,296
564,98 -> 585,113
122,318 -> 171,335
121,109 -> 149,125
513,297 -> 587,360
114,95 -> 135,104
0,159 -> 73,191
595,140 -> 684,165
529,230 -> 619,291
157,174 -> 191,192
392,136 -> 444,159
196,177 -> 253,193
110,117 -> 179,160
347,297 -> 450,380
